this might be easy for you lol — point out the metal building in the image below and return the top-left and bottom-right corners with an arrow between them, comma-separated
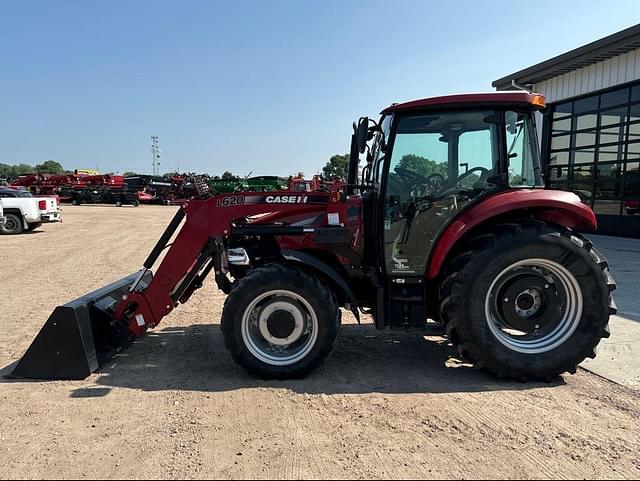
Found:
494,24 -> 640,237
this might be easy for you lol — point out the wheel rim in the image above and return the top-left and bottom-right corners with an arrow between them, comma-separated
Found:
241,290 -> 319,366
2,216 -> 19,233
484,258 -> 583,354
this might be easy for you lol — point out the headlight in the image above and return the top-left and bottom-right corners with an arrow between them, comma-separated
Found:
228,248 -> 250,266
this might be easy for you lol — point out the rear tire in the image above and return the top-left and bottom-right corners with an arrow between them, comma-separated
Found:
439,221 -> 615,381
0,214 -> 24,235
221,264 -> 341,379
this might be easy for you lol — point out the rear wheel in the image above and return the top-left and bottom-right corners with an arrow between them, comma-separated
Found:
221,264 -> 341,379
440,221 -> 615,381
0,214 -> 24,235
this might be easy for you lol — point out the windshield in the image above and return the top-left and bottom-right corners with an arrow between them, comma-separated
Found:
0,190 -> 32,198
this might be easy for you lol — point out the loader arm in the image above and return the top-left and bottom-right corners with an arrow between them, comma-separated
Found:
9,191 -> 331,380
116,193 -> 332,337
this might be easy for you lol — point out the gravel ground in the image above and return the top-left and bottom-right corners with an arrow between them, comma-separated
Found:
0,205 -> 639,480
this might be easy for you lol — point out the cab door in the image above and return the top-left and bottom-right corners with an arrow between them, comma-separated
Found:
382,110 -> 501,277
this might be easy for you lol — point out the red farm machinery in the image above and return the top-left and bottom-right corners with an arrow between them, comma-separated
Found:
12,172 -> 140,206
10,92 -> 616,382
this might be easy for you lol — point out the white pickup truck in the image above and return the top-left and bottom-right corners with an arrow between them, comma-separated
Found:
0,199 -> 6,228
0,188 -> 61,235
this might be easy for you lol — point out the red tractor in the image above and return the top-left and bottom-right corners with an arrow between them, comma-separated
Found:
11,92 -> 616,382
288,174 -> 322,192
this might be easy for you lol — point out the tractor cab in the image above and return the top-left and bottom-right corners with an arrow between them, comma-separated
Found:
350,93 -> 546,276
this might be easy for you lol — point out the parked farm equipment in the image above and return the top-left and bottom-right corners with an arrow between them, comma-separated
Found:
126,173 -> 291,205
9,92 -> 616,383
11,172 -> 139,206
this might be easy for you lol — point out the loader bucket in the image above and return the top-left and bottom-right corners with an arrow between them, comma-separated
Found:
8,271 -> 153,380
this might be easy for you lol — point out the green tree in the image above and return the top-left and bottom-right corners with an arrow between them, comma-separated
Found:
396,154 -> 447,179
0,163 -> 15,177
123,171 -> 139,177
35,160 -> 65,174
322,154 -> 349,180
221,171 -> 236,180
0,163 -> 36,179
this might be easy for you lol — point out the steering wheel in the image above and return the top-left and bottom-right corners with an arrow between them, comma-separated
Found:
426,173 -> 446,190
457,166 -> 491,185
394,167 -> 447,195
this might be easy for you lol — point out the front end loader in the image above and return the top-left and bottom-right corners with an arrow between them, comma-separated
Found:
9,91 -> 616,382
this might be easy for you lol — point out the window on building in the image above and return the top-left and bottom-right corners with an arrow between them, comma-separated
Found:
545,80 -> 640,216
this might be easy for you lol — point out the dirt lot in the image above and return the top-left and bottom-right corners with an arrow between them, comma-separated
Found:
1,205 -> 639,480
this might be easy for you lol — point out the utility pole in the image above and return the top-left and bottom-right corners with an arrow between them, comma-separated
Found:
151,136 -> 161,176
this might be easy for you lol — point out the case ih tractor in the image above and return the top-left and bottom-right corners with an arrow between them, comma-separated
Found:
11,92 -> 616,382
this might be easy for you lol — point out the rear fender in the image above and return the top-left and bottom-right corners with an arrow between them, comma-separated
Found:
280,249 -> 360,322
427,189 -> 597,280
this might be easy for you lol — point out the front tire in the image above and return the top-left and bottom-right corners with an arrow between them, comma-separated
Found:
440,221 -> 615,381
221,264 -> 341,379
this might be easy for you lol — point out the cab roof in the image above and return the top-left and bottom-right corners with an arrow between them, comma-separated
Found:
381,91 -> 545,115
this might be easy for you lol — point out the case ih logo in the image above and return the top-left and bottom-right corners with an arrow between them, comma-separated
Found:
265,195 -> 308,204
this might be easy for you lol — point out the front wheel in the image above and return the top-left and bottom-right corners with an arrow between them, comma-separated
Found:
221,264 -> 341,379
440,221 -> 616,381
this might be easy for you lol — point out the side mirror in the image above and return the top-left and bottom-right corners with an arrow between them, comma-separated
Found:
356,117 -> 369,154
505,111 -> 519,134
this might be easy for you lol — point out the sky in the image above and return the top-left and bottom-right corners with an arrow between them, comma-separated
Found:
0,0 -> 639,177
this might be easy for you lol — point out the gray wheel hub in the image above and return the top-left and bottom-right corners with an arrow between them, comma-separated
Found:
485,258 -> 583,354
258,301 -> 305,347
242,290 -> 319,366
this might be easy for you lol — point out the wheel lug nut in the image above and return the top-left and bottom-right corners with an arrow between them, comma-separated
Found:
504,298 -> 510,303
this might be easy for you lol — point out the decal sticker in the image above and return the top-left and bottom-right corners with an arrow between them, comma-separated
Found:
265,195 -> 308,204
327,212 -> 340,226
215,193 -> 329,207
393,258 -> 415,273
216,195 -> 246,207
